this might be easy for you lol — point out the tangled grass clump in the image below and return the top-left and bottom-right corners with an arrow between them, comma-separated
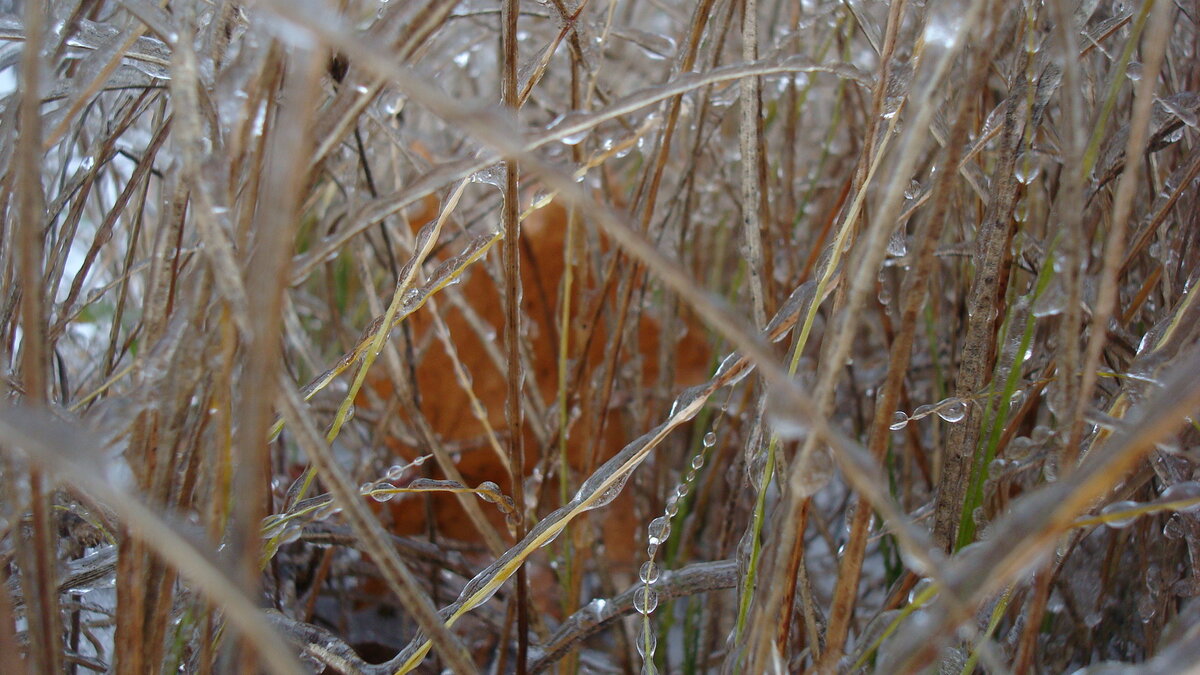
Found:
1,0 -> 1199,673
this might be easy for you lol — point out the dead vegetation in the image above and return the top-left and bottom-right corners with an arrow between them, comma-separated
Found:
2,0 -> 1200,673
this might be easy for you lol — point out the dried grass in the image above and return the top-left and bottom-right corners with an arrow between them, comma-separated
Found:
2,1 -> 1199,673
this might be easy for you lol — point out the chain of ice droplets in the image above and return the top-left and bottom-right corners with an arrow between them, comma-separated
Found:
633,429 -> 717,674
887,395 -> 970,430
265,454 -> 438,541
359,456 -> 521,531
360,454 -> 433,499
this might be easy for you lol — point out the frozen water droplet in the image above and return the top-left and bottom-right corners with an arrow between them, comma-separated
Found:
477,481 -> 502,503
378,90 -> 405,116
935,398 -> 968,423
576,467 -> 633,510
1013,198 -> 1029,223
386,464 -> 405,480
278,525 -> 302,544
370,483 -> 397,502
886,227 -> 908,257
636,625 -> 658,665
668,384 -> 707,422
1159,93 -> 1200,129
458,569 -> 503,610
1014,152 -> 1041,185
881,96 -> 902,119
981,100 -> 1005,138
1163,514 -> 1186,539
315,502 -> 343,521
702,431 -> 717,448
470,163 -> 507,189
691,453 -> 706,470
765,280 -> 817,340
647,516 -> 671,547
1162,482 -> 1200,511
889,411 -> 909,431
527,516 -> 564,549
530,188 -> 553,210
639,560 -> 659,584
1100,500 -> 1141,528
633,586 -> 659,615
907,577 -> 938,605
714,352 -> 750,386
